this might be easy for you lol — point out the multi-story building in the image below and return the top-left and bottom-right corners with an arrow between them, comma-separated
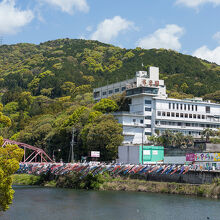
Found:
93,67 -> 220,145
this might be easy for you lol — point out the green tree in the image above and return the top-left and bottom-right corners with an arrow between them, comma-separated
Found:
180,83 -> 189,93
80,115 -> 123,161
202,128 -> 216,143
0,104 -> 23,212
93,98 -> 118,113
0,142 -> 23,212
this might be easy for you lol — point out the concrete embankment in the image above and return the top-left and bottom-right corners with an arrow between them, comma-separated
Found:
136,170 -> 220,184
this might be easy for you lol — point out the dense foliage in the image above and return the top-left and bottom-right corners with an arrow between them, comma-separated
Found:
0,105 -> 23,212
0,38 -> 220,162
148,129 -> 220,148
0,39 -> 219,101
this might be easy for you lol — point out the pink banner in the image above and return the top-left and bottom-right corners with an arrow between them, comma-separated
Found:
186,153 -> 195,161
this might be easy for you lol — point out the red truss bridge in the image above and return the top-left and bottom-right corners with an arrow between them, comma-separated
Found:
3,139 -> 53,163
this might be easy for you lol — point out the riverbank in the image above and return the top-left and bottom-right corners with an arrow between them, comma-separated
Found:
12,173 -> 220,199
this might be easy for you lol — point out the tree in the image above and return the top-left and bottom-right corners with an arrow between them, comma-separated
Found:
0,105 -> 23,212
154,130 -> 194,149
80,115 -> 123,161
180,83 -> 189,93
202,128 -> 216,143
17,92 -> 34,111
0,142 -> 23,212
93,98 -> 118,113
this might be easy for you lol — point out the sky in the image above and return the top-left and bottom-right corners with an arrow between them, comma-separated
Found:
0,0 -> 220,64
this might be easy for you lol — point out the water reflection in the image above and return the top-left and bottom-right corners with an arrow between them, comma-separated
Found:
2,186 -> 220,220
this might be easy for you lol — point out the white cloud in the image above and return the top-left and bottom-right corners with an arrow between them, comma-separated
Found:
0,0 -> 34,35
90,16 -> 135,43
193,46 -> 220,64
137,24 -> 184,50
176,0 -> 220,8
86,26 -> 92,32
213,31 -> 220,44
43,0 -> 89,14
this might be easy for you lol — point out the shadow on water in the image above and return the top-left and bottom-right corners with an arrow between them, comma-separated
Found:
2,186 -> 220,220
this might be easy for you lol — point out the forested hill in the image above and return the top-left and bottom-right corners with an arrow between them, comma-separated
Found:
0,38 -> 220,101
0,38 -> 220,161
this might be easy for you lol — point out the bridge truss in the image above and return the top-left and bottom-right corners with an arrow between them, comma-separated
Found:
3,139 -> 53,163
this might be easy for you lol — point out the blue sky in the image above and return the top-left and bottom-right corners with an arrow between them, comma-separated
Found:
0,0 -> 220,64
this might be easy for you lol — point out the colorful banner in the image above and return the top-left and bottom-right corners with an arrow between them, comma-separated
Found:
186,153 -> 220,162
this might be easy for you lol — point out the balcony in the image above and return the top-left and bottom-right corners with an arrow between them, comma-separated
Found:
126,87 -> 158,96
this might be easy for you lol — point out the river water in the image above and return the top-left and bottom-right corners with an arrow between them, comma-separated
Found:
2,186 -> 220,220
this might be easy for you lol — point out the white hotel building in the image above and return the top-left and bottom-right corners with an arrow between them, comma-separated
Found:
93,67 -> 220,145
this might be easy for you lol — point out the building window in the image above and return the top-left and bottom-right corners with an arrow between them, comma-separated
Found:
157,111 -> 161,116
94,91 -> 100,98
173,103 -> 175,109
186,123 -> 190,127
193,114 -> 196,119
184,104 -> 186,110
206,106 -> 210,113
198,115 -> 201,119
169,103 -> 171,109
146,124 -> 151,128
162,112 -> 166,116
189,114 -> 192,118
176,113 -> 179,117
202,115 -> 205,119
180,104 -> 183,110
192,105 -> 194,111
102,91 -> 107,96
140,119 -> 144,124
177,103 -> 179,110
188,104 -> 190,111
180,113 -> 184,118
155,121 -> 159,125
115,88 -> 119,93
185,113 -> 188,118
133,119 -> 136,123
167,112 -> 170,117
145,100 -> 152,104
145,132 -> 152,135
109,90 -> 113,94
195,105 -> 198,111
121,87 -> 126,91
171,112 -> 175,117
178,122 -> 182,126
145,116 -> 151,120
145,107 -> 151,111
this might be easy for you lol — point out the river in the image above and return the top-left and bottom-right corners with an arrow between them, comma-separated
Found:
2,186 -> 220,220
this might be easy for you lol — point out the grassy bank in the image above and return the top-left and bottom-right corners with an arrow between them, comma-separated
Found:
12,173 -> 220,199
12,174 -> 56,187
101,178 -> 220,199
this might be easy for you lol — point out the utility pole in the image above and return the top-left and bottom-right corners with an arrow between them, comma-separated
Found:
142,127 -> 144,165
70,127 -> 75,163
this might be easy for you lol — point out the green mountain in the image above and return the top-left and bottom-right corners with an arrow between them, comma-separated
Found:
0,38 -> 220,100
0,38 -> 219,161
